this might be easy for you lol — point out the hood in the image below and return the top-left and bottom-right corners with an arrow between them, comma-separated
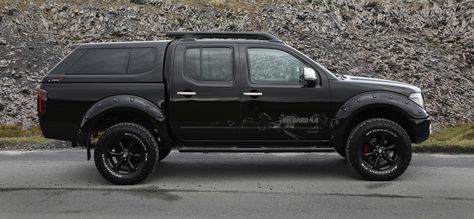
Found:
337,75 -> 421,96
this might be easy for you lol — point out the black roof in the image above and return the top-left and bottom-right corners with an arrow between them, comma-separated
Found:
69,32 -> 284,50
72,40 -> 171,50
166,31 -> 284,43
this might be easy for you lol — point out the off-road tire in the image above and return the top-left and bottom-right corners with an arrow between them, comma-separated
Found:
346,118 -> 412,181
158,147 -> 171,161
94,122 -> 159,185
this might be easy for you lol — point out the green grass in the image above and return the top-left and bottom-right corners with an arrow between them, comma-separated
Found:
413,123 -> 474,153
0,136 -> 53,144
0,124 -> 51,144
415,123 -> 474,147
0,124 -> 43,137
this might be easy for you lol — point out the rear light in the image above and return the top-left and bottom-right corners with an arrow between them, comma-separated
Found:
37,88 -> 47,114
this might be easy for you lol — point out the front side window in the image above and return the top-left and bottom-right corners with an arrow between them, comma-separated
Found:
247,48 -> 306,84
185,47 -> 233,82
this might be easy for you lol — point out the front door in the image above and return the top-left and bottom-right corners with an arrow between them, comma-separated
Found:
239,44 -> 331,142
170,42 -> 240,142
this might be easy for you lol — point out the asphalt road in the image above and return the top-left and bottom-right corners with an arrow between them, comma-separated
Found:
0,150 -> 473,219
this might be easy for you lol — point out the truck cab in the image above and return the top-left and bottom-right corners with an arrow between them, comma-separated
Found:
38,32 -> 430,185
168,38 -> 333,145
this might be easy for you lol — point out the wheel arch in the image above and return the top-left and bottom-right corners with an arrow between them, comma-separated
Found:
76,95 -> 170,159
331,91 -> 428,149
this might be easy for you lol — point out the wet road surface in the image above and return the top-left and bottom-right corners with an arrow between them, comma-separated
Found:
0,150 -> 473,218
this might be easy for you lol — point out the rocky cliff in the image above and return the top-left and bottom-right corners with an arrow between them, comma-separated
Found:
0,0 -> 473,127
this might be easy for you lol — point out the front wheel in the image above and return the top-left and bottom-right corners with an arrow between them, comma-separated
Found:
346,118 -> 412,181
94,122 -> 159,185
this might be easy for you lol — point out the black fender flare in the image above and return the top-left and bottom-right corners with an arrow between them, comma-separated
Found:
331,91 -> 428,147
76,95 -> 166,159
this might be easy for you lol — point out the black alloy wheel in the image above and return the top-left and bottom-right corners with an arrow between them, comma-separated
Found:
346,118 -> 412,181
104,135 -> 146,175
94,122 -> 159,185
359,131 -> 399,171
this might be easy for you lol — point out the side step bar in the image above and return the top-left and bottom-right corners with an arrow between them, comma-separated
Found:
178,146 -> 335,153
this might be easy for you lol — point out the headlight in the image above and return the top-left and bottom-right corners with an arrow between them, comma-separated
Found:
409,92 -> 424,108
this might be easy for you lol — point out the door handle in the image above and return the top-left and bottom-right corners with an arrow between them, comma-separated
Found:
177,91 -> 196,96
243,92 -> 263,96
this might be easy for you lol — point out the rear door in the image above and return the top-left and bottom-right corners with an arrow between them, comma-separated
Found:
169,42 -> 241,142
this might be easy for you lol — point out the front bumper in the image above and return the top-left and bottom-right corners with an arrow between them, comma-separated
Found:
410,117 -> 431,144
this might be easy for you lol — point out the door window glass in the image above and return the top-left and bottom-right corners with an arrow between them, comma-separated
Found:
247,48 -> 306,84
185,48 -> 233,82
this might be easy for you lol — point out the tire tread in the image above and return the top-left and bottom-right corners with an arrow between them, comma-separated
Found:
346,118 -> 412,181
94,122 -> 159,185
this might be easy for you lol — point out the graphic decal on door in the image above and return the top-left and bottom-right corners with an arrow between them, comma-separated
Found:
242,113 -> 328,139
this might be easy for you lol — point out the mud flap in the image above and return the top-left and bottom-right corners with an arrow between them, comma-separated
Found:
86,141 -> 91,160
87,144 -> 91,160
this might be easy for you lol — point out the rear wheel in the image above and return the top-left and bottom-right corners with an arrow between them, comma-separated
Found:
94,122 -> 159,185
346,118 -> 412,181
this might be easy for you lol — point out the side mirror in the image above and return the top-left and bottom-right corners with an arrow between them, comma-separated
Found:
303,67 -> 317,87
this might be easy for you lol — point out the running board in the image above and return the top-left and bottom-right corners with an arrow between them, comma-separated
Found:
178,146 -> 335,153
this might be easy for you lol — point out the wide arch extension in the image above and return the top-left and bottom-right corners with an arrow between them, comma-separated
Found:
331,91 -> 428,150
75,95 -> 168,159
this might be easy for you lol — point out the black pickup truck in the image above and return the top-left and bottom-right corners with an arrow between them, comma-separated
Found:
38,32 -> 430,185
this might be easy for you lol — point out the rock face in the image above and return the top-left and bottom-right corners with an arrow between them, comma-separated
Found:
0,0 -> 473,127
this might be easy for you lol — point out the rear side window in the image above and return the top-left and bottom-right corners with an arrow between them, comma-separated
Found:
128,48 -> 156,74
67,48 -> 155,75
184,48 -> 233,82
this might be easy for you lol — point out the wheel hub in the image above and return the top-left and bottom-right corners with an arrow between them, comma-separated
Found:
121,149 -> 131,159
377,148 -> 384,155
360,132 -> 399,171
